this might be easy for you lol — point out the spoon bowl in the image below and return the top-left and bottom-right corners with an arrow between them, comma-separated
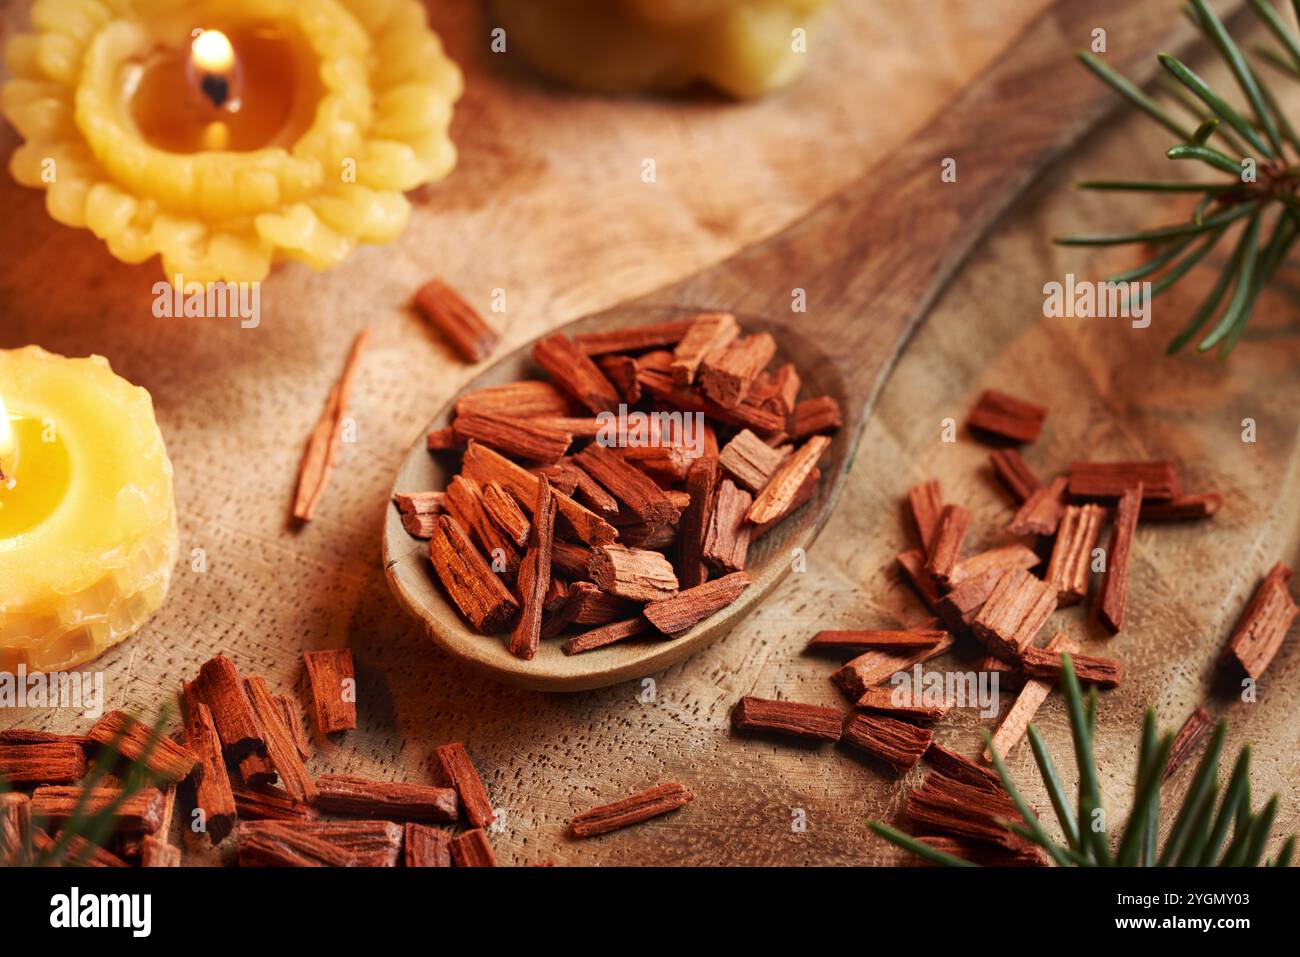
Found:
383,306 -> 854,691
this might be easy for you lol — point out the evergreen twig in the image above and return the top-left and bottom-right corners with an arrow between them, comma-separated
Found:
1060,1 -> 1300,355
870,655 -> 1294,866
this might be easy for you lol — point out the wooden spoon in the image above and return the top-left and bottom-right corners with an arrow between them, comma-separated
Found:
384,0 -> 1212,690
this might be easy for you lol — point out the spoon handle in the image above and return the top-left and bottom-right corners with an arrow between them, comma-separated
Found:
656,0 -> 1235,457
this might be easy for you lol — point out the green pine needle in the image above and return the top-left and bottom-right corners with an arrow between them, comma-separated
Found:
871,691 -> 1293,867
1150,227 -> 1226,298
1250,0 -> 1300,73
1077,179 -> 1237,192
2,708 -> 173,868
867,821 -> 977,867
1056,201 -> 1256,246
1159,53 -> 1275,156
1198,212 -> 1263,351
983,732 -> 1074,867
1191,0 -> 1285,155
1077,50 -> 1192,140
1271,834 -> 1296,867
1027,724 -> 1080,850
1063,0 -> 1300,356
1166,142 -> 1246,174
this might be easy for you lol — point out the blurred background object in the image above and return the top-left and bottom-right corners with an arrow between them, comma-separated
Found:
490,0 -> 833,97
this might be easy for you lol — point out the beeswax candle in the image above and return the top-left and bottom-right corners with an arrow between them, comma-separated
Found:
2,0 -> 462,283
0,347 -> 178,673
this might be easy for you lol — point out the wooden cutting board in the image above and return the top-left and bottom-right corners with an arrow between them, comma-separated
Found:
1,0 -> 1295,864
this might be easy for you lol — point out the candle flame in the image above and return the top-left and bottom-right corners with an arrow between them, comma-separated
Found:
0,389 -> 14,462
191,29 -> 234,74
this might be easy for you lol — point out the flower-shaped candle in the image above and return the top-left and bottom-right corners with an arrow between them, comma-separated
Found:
2,0 -> 462,282
0,346 -> 178,673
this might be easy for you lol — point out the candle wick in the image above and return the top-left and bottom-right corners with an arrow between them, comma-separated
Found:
200,73 -> 230,109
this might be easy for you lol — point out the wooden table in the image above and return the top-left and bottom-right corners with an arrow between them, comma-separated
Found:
1,0 -> 1296,865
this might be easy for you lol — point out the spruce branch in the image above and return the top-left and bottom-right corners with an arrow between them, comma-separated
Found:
1059,0 -> 1300,356
871,655 -> 1295,867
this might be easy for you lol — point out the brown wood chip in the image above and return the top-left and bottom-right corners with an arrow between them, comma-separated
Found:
314,774 -> 459,822
575,319 -> 695,356
1068,460 -> 1180,500
718,428 -> 788,492
392,491 -> 446,538
570,782 -> 694,838
435,742 -> 495,829
643,572 -> 751,635
840,712 -> 934,771
589,543 -> 679,604
533,333 -> 621,413
31,786 -> 164,833
0,741 -> 86,784
405,823 -> 454,867
304,648 -> 358,734
989,449 -> 1041,502
832,630 -> 956,701
1018,646 -> 1124,687
1045,504 -> 1105,605
414,278 -> 499,362
788,395 -> 843,440
925,503 -> 971,586
451,827 -> 498,866
1162,706 -> 1214,782
967,389 -> 1047,443
428,514 -> 521,634
731,697 -> 843,743
806,628 -> 947,652
702,478 -> 753,573
1095,483 -> 1142,634
853,686 -> 949,724
293,328 -> 369,521
747,435 -> 829,525
562,617 -> 652,655
908,479 -> 944,553
244,675 -> 318,803
1006,475 -> 1067,536
509,476 -> 556,660
670,313 -> 739,385
1221,561 -> 1297,680
971,568 -> 1057,661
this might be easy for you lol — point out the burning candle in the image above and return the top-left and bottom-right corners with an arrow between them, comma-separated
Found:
0,346 -> 178,674
2,1 -> 462,283
128,24 -> 313,156
189,28 -> 241,110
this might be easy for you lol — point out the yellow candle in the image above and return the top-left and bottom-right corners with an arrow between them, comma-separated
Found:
0,346 -> 178,674
1,0 -> 462,283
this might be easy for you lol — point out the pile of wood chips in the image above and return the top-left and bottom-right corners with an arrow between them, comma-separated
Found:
0,651 -> 502,867
0,648 -> 710,866
726,389 -> 1296,864
394,309 -> 844,660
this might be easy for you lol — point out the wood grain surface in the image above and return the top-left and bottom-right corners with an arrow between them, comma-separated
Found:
1,0 -> 1296,865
